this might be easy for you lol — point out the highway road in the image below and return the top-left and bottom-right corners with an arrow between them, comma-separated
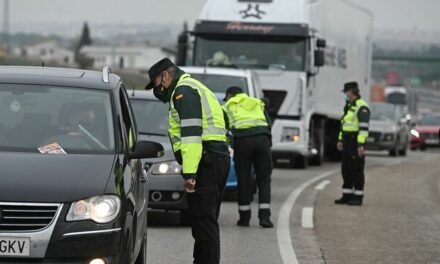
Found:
146,150 -> 440,264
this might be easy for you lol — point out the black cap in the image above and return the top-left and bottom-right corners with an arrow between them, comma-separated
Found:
343,81 -> 359,93
145,58 -> 176,90
223,86 -> 244,101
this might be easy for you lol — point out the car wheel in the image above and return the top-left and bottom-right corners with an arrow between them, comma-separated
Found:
389,148 -> 398,157
294,155 -> 308,169
180,210 -> 192,226
134,234 -> 147,264
223,190 -> 238,201
420,146 -> 427,151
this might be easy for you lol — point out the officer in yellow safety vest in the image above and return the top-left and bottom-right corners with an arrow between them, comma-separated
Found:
223,87 -> 274,228
335,81 -> 370,206
145,58 -> 230,264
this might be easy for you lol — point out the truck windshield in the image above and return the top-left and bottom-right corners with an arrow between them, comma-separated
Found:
194,36 -> 306,71
0,84 -> 115,154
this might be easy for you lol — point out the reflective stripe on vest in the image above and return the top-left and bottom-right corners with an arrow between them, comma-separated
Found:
168,74 -> 226,150
225,93 -> 268,130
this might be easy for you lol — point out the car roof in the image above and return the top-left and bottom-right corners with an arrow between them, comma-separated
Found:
181,66 -> 252,78
128,89 -> 157,100
0,66 -> 121,90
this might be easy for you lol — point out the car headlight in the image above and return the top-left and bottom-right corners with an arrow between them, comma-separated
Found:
66,195 -> 120,223
383,133 -> 394,141
152,161 -> 181,175
281,127 -> 301,142
411,129 -> 420,138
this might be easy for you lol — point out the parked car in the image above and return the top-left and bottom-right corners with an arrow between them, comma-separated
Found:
0,66 -> 163,264
410,114 -> 440,151
366,102 -> 409,156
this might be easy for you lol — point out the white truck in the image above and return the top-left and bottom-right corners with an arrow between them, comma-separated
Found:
177,0 -> 373,168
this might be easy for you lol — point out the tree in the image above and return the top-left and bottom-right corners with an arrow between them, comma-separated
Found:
75,22 -> 93,69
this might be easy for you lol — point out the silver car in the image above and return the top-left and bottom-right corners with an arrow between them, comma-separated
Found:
366,102 -> 410,156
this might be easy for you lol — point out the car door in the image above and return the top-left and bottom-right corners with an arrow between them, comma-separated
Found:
119,85 -> 148,250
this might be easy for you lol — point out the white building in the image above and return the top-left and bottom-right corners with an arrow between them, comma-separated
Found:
80,45 -> 174,70
18,41 -> 75,66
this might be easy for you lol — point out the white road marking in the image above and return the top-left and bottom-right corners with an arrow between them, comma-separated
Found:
301,207 -> 314,228
315,180 -> 331,190
277,170 -> 338,264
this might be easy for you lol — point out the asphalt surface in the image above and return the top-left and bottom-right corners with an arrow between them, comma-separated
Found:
146,150 -> 440,264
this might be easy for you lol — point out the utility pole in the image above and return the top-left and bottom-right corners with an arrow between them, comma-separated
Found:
2,0 -> 10,54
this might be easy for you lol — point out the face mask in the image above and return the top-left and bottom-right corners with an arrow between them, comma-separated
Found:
153,75 -> 168,102
344,94 -> 349,102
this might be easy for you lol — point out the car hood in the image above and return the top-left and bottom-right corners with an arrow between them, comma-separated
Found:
0,152 -> 115,203
139,134 -> 175,162
369,120 -> 396,133
416,126 -> 440,133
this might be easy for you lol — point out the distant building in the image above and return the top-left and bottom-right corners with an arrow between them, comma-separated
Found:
80,45 -> 174,70
17,41 -> 75,66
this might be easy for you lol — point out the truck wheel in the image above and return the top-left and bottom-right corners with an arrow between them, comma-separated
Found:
310,123 -> 324,166
294,156 -> 308,169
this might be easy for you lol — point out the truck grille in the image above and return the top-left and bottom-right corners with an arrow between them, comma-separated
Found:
262,90 -> 287,121
0,204 -> 59,232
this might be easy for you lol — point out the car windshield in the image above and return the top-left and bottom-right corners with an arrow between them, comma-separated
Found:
386,92 -> 407,105
194,36 -> 306,71
370,104 -> 396,122
130,99 -> 169,136
189,73 -> 249,94
0,84 -> 115,154
420,115 -> 440,126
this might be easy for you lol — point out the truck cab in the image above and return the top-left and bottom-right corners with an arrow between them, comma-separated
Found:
178,0 -> 373,168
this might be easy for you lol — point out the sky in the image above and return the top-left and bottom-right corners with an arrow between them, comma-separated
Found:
1,0 -> 439,32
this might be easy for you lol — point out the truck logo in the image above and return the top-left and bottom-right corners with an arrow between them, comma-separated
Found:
226,22 -> 274,34
239,4 -> 266,19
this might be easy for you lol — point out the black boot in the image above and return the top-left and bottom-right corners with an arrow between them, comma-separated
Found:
237,210 -> 251,227
334,194 -> 352,204
258,208 -> 274,228
348,195 -> 363,206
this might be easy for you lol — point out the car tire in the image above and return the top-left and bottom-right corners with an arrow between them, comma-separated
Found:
223,190 -> 238,201
134,234 -> 147,264
294,155 -> 308,169
420,146 -> 427,151
179,210 -> 192,226
389,148 -> 398,157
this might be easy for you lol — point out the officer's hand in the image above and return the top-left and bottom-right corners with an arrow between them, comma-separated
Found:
337,142 -> 343,151
358,146 -> 365,157
185,179 -> 196,193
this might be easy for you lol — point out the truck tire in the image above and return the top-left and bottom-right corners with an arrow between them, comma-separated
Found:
389,147 -> 398,157
310,120 -> 325,166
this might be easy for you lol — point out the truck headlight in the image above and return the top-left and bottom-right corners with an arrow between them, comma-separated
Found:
281,127 -> 300,142
66,195 -> 120,223
152,161 -> 181,175
411,129 -> 420,138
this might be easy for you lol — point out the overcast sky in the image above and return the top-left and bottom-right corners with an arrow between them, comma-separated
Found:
2,0 -> 439,32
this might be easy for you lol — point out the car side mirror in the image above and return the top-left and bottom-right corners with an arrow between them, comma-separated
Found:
129,140 -> 164,159
314,49 -> 325,67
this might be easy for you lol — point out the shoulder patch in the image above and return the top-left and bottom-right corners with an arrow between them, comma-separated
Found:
175,94 -> 184,100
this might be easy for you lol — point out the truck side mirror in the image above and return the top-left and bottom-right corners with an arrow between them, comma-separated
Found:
316,38 -> 327,48
314,50 -> 325,67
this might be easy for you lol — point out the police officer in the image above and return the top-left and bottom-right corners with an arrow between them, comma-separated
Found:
145,58 -> 230,264
223,87 -> 274,228
335,81 -> 370,206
